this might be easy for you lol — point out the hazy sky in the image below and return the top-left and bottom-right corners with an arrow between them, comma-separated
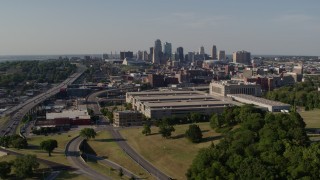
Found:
0,0 -> 319,56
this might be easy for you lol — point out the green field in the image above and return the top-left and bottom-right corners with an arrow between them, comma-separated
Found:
0,115 -> 10,128
56,171 -> 90,180
86,131 -> 154,179
119,122 -> 222,179
300,109 -> 320,128
9,130 -> 80,166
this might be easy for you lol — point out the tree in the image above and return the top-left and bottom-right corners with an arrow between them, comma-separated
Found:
0,161 -> 11,179
40,139 -> 58,156
158,120 -> 175,139
9,135 -> 28,149
185,124 -> 203,143
80,128 -> 97,140
142,124 -> 151,136
190,112 -> 201,123
12,154 -> 39,179
118,168 -> 124,177
210,114 -> 223,129
0,136 -> 10,148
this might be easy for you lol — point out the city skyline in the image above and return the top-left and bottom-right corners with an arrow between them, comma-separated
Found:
0,0 -> 320,56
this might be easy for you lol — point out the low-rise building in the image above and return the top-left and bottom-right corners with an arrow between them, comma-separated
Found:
227,94 -> 290,112
113,110 -> 143,127
126,91 -> 232,119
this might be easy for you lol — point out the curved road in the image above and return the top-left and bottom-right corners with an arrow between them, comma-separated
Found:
66,136 -> 112,180
87,90 -> 172,180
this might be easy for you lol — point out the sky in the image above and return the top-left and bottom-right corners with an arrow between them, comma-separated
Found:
0,0 -> 319,56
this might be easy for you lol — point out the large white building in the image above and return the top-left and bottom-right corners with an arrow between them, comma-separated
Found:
210,80 -> 262,97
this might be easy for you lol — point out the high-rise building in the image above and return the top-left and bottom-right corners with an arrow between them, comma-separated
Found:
218,50 -> 226,60
137,51 -> 143,60
211,45 -> 217,59
163,42 -> 172,59
120,51 -> 133,60
142,51 -> 148,61
188,52 -> 195,62
149,47 -> 154,61
153,39 -> 162,64
233,50 -> 251,65
199,46 -> 205,55
176,47 -> 184,62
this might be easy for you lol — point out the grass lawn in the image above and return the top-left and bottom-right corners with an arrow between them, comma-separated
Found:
299,109 -> 320,128
86,159 -> 130,180
9,130 -> 80,166
0,115 -> 10,128
86,131 -> 154,179
119,122 -> 222,180
56,171 -> 91,180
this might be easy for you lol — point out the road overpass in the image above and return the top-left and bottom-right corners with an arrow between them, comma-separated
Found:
0,65 -> 86,136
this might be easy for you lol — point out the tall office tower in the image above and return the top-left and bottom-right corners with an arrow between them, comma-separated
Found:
233,50 -> 251,65
163,42 -> 172,59
199,46 -> 205,55
137,51 -> 143,60
218,50 -> 226,60
176,47 -> 184,62
211,45 -> 217,59
142,51 -> 148,61
149,47 -> 154,61
153,39 -> 162,64
188,52 -> 195,62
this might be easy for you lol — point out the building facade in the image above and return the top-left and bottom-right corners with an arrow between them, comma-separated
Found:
211,45 -> 217,59
218,50 -> 226,60
153,39 -> 162,64
233,50 -> 251,65
113,111 -> 143,127
210,80 -> 262,97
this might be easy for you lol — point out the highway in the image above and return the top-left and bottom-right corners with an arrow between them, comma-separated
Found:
65,136 -> 111,180
87,90 -> 172,180
0,65 -> 86,136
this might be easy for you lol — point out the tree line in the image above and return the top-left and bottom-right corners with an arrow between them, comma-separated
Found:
265,77 -> 320,110
0,60 -> 77,87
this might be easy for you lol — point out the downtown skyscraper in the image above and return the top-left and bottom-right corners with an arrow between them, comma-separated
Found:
211,45 -> 217,59
163,42 -> 172,60
153,39 -> 162,64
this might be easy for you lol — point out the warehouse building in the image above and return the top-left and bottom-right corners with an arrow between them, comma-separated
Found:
227,94 -> 290,112
126,91 -> 232,119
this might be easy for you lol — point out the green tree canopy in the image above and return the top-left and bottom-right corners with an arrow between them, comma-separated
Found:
80,128 -> 97,140
0,161 -> 12,179
40,139 -> 58,156
12,154 -> 39,179
185,124 -> 203,143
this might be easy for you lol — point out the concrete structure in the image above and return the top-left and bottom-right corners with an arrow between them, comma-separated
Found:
210,80 -> 262,97
211,45 -> 217,59
113,110 -> 143,127
126,91 -> 231,119
227,94 -> 290,112
218,50 -> 226,60
233,50 -> 251,64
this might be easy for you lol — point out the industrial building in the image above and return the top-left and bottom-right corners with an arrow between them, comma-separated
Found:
113,110 -> 143,127
210,80 -> 262,97
227,94 -> 290,112
126,91 -> 231,119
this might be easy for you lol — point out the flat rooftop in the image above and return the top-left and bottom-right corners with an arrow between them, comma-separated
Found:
229,94 -> 290,106
127,91 -> 201,96
144,100 -> 230,108
135,94 -> 215,101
